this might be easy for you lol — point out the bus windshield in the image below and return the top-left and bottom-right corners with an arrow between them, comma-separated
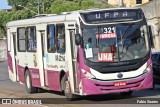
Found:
83,24 -> 150,62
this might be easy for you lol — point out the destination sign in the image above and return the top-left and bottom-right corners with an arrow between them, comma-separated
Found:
80,9 -> 142,24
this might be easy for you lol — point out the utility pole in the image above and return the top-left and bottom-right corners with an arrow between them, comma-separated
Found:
42,2 -> 44,13
35,0 -> 44,14
38,0 -> 40,14
119,0 -> 125,7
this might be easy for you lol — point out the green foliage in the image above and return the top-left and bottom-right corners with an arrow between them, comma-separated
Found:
0,29 -> 5,38
8,0 -> 29,10
50,0 -> 113,14
0,10 -> 33,38
7,0 -> 114,14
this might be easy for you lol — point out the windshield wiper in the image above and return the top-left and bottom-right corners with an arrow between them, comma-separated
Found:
96,26 -> 100,47
119,24 -> 134,55
122,24 -> 134,41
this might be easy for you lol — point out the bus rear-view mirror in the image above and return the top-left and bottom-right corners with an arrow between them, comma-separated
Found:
75,34 -> 81,45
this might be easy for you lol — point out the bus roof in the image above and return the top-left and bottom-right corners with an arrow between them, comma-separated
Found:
7,7 -> 142,27
75,7 -> 141,13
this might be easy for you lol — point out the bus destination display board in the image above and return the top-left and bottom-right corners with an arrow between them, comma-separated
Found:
80,9 -> 142,24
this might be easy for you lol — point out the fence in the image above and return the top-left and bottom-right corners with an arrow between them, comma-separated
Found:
0,39 -> 7,61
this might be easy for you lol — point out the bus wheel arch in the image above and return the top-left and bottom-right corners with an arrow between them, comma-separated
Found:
24,66 -> 29,76
60,70 -> 66,91
60,71 -> 77,100
24,68 -> 38,94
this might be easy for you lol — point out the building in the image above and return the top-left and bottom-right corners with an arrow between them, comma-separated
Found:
1,9 -> 12,12
0,39 -> 7,60
127,0 -> 152,7
95,0 -> 152,7
138,0 -> 160,52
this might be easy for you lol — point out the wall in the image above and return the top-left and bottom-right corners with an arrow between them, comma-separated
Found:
138,0 -> 160,51
130,0 -> 150,6
0,39 -> 7,60
99,0 -> 151,7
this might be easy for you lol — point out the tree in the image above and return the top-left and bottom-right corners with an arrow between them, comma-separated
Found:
8,0 -> 29,10
0,11 -> 11,38
0,10 -> 33,38
50,0 -> 113,14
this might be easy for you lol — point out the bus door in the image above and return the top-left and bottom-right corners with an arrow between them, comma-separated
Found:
8,30 -> 18,82
69,29 -> 79,92
34,30 -> 46,87
40,31 -> 47,87
12,32 -> 19,81
65,22 -> 79,93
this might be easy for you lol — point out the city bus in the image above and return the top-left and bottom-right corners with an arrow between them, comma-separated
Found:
6,7 -> 153,100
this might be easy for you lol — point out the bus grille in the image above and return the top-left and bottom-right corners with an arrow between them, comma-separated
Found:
95,78 -> 144,91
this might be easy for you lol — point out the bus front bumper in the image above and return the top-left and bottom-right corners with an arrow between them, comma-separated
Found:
81,71 -> 153,95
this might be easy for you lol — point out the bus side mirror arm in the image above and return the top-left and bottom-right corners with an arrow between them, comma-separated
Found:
75,34 -> 81,46
148,25 -> 154,48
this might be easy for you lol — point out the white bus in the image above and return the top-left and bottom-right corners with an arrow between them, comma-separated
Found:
7,7 -> 153,100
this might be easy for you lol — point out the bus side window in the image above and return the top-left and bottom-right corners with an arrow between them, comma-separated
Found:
47,24 -> 56,53
56,24 -> 65,53
26,26 -> 37,52
17,27 -> 26,52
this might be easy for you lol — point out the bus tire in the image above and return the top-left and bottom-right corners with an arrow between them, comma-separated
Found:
120,91 -> 133,96
25,69 -> 38,94
152,83 -> 155,89
150,81 -> 155,90
62,75 -> 76,101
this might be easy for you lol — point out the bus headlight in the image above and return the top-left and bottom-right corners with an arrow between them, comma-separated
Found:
144,64 -> 152,73
81,69 -> 96,79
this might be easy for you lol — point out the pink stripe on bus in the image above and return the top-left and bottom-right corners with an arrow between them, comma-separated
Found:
47,70 -> 61,91
7,53 -> 13,73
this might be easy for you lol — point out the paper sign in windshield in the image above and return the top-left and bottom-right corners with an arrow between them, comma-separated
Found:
85,48 -> 93,58
98,53 -> 113,62
96,33 -> 116,39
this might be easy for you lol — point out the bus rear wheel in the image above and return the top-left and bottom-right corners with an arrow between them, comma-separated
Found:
120,91 -> 133,96
25,69 -> 38,94
62,75 -> 76,100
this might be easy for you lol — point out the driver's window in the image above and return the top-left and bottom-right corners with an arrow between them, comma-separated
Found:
83,28 -> 96,49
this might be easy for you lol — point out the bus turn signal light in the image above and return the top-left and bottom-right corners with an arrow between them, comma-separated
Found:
81,69 -> 96,79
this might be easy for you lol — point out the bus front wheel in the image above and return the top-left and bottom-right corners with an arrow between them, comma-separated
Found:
62,75 -> 76,100
25,69 -> 38,94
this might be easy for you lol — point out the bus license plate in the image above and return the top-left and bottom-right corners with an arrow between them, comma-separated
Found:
114,81 -> 126,86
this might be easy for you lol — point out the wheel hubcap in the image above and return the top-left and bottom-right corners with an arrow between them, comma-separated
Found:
26,75 -> 30,89
65,81 -> 70,94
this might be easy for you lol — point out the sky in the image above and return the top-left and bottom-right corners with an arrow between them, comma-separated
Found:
0,0 -> 12,10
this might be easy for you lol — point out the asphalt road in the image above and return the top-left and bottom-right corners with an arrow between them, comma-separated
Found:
0,61 -> 160,107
